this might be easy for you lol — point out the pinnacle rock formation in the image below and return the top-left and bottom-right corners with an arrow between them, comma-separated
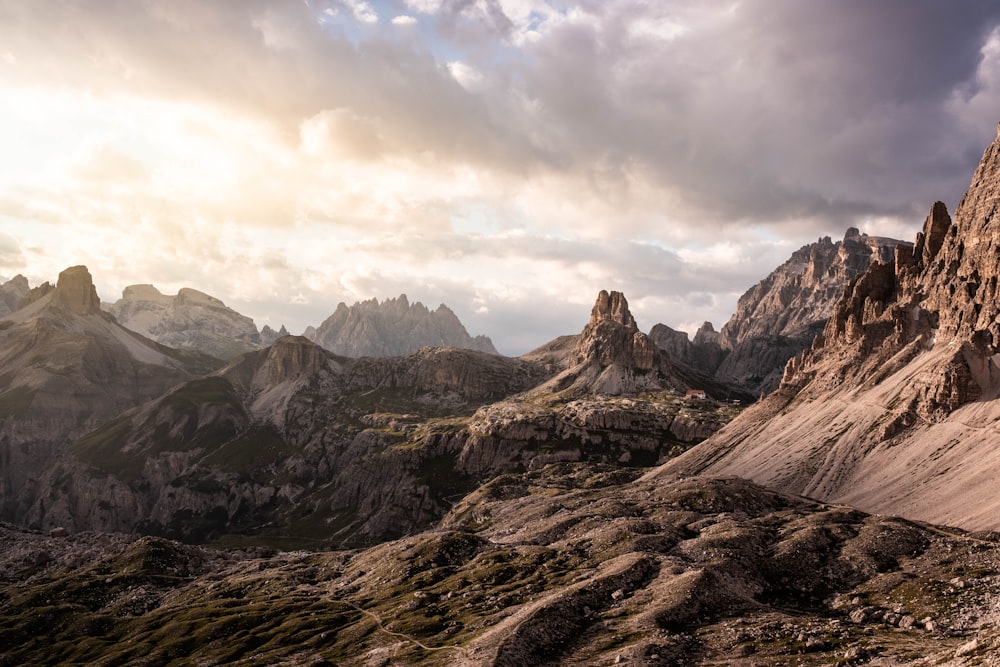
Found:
659,127 -> 1000,531
307,294 -> 498,357
52,265 -> 102,315
106,284 -> 261,361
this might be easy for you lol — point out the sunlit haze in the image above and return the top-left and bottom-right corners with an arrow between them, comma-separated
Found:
2,1 -> 1000,354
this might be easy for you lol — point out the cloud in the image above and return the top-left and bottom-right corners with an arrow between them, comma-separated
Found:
2,1 -> 1000,354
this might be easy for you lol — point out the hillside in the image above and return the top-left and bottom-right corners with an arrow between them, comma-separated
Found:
658,127 -> 1000,531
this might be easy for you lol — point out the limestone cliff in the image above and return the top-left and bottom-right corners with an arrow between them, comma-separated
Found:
659,126 -> 1000,531
106,284 -> 262,361
307,294 -> 498,357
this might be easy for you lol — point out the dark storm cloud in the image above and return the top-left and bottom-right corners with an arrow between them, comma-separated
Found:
511,0 -> 1000,231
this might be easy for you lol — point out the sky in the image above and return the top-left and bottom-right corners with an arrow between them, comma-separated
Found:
2,1 -> 1000,355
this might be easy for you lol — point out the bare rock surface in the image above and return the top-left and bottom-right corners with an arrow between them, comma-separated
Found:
106,284 -> 262,361
0,274 -> 29,317
19,291 -> 743,548
308,294 -> 498,357
660,128 -> 1000,532
650,230 -> 908,396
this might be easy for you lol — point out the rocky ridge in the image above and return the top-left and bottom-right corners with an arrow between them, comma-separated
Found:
307,294 -> 498,358
105,284 -> 264,361
0,274 -> 29,317
0,266 -> 217,523
22,290 -> 740,547
650,229 -> 907,396
660,126 -> 1000,531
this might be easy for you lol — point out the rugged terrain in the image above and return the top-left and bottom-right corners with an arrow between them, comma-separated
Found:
0,266 -> 218,522
650,229 -> 907,396
15,288 -> 738,548
306,294 -> 498,357
5,471 -> 1000,666
661,126 -> 1000,532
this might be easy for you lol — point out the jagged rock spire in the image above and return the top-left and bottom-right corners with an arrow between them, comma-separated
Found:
589,290 -> 637,329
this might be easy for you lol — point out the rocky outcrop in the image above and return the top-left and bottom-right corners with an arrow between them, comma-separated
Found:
105,284 -> 261,361
660,128 -> 1000,531
52,265 -> 102,315
307,294 -> 498,357
534,290 -> 677,396
0,274 -> 29,316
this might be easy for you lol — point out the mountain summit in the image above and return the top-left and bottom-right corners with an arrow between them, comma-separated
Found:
659,127 -> 1000,531
306,294 -> 498,357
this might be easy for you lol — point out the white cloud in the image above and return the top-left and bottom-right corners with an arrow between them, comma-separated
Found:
346,0 -> 379,24
447,61 -> 484,89
392,15 -> 418,26
404,0 -> 443,15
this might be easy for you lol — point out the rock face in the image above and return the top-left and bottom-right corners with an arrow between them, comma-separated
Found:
0,274 -> 29,316
0,266 -> 215,524
307,294 -> 498,357
660,128 -> 1000,531
649,229 -> 907,396
106,284 -> 263,361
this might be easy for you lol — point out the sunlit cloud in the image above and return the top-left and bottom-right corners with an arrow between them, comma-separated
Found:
0,1 -> 998,354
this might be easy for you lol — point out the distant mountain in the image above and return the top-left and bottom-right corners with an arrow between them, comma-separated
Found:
307,294 -> 498,357
0,266 -> 217,522
660,128 -> 1000,531
259,323 -> 289,346
105,284 -> 265,361
649,228 -> 908,396
0,274 -> 29,317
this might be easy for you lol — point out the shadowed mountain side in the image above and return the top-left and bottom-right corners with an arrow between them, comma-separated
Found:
656,127 -> 1000,532
26,292 -> 745,547
0,266 -> 218,523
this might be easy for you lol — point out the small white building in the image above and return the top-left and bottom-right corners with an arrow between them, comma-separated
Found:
685,389 -> 707,400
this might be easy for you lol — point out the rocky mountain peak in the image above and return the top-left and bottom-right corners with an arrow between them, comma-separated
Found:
667,128 -> 1000,532
693,321 -> 720,346
573,290 -> 660,378
308,294 -> 498,357
52,265 -> 101,316
588,289 -> 637,329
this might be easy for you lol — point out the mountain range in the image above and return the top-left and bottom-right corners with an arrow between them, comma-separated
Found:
660,125 -> 1000,532
9,128 -> 1000,663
